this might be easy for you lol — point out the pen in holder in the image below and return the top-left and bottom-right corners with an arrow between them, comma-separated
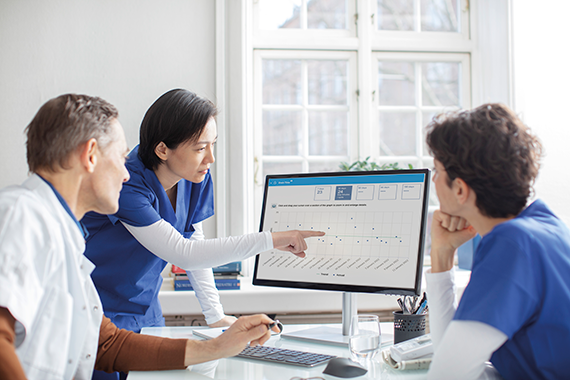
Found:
393,311 -> 426,344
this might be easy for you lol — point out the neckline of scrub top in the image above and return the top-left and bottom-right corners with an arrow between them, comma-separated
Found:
126,146 -> 214,232
37,174 -> 89,239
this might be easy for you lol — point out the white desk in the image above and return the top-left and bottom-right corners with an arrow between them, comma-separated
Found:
128,323 -> 428,380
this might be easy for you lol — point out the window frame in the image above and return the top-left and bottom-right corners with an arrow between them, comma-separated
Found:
216,0 -> 514,250
252,0 -> 358,48
369,51 -> 472,165
253,49 -> 359,219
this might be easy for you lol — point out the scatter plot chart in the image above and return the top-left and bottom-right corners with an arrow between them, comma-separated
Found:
275,210 -> 413,259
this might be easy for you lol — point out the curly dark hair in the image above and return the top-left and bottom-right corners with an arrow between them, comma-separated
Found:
426,103 -> 543,218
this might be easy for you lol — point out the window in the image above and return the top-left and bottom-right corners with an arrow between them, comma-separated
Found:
254,50 -> 358,182
251,0 -> 472,219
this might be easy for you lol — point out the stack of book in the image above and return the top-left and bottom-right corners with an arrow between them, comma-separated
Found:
171,262 -> 242,291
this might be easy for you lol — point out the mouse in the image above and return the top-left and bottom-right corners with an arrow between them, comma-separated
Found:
322,357 -> 368,378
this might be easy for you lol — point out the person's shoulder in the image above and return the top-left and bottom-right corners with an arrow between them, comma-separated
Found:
0,180 -> 62,256
122,150 -> 160,198
0,179 -> 50,215
489,200 -> 568,255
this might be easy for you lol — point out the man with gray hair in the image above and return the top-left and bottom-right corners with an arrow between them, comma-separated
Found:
0,94 -> 280,380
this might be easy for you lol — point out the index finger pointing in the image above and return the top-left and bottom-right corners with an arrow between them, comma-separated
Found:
299,230 -> 325,238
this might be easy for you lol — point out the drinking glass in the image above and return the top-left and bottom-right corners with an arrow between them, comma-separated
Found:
349,314 -> 381,366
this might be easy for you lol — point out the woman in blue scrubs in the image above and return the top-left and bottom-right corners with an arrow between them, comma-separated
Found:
83,89 -> 323,380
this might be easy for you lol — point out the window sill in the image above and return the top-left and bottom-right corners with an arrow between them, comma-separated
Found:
159,267 -> 471,316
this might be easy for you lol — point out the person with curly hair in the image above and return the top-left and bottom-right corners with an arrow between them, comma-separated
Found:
425,103 -> 570,380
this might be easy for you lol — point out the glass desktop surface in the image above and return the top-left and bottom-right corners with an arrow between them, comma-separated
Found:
128,324 -> 429,380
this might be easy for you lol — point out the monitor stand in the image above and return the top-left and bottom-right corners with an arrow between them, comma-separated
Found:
281,292 -> 357,347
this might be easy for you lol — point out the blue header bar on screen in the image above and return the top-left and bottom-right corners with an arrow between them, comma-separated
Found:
267,173 -> 425,186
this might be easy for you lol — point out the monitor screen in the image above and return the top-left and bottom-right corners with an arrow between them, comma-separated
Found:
253,169 -> 431,296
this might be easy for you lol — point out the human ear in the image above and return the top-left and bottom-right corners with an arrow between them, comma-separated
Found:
154,142 -> 169,161
453,178 -> 470,205
79,138 -> 98,173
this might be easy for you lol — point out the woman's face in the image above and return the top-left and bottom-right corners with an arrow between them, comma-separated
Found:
162,117 -> 217,184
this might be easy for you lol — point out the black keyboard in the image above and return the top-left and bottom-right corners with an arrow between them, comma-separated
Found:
236,345 -> 336,367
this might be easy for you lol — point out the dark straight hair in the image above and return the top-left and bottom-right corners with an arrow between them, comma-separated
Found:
138,89 -> 218,170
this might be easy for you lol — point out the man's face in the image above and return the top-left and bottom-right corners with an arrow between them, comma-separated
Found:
433,159 -> 455,214
91,119 -> 130,214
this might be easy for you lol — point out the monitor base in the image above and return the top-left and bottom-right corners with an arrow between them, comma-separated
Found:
281,326 -> 393,347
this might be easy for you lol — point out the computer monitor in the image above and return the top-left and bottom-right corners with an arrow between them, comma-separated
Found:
252,169 -> 431,345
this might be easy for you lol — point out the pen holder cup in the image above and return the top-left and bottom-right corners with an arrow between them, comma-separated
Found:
393,311 -> 427,344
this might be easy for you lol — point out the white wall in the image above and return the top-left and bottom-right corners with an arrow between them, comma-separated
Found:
512,1 -> 570,225
0,0 -> 217,234
0,0 -> 215,184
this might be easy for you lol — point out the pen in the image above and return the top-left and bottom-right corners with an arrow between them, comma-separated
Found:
413,292 -> 427,314
409,296 -> 418,313
397,298 -> 409,314
415,299 -> 428,314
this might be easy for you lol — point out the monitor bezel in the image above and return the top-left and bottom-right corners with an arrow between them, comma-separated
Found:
252,169 -> 431,297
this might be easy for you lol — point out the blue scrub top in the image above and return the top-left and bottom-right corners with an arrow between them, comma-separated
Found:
82,145 -> 214,331
454,200 -> 570,380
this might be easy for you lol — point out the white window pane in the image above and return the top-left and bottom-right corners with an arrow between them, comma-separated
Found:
378,61 -> 415,106
422,111 -> 437,156
377,0 -> 414,31
421,0 -> 459,32
379,112 -> 416,156
428,179 -> 439,206
309,161 -> 342,173
421,62 -> 460,106
308,60 -> 348,105
307,0 -> 347,29
308,111 -> 348,155
263,162 -> 303,178
258,0 -> 302,29
263,60 -> 302,104
263,110 -> 302,155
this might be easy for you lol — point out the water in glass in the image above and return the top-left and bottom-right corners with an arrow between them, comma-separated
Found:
349,315 -> 381,365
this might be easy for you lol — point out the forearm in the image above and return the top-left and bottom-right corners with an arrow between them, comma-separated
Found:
183,223 -> 226,324
186,268 -> 225,324
122,220 -> 273,270
0,308 -> 26,380
428,321 -> 507,380
430,247 -> 456,273
0,340 -> 26,380
96,316 -> 188,373
425,268 -> 458,349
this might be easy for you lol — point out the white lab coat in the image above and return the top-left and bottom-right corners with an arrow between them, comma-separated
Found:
0,174 -> 103,380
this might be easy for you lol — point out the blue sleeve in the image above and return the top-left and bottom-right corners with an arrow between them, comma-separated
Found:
454,235 -> 540,339
108,181 -> 162,227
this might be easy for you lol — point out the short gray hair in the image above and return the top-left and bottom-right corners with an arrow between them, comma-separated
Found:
25,94 -> 119,172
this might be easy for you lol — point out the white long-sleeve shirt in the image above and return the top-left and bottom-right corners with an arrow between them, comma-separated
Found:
426,268 -> 507,380
122,220 -> 273,324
